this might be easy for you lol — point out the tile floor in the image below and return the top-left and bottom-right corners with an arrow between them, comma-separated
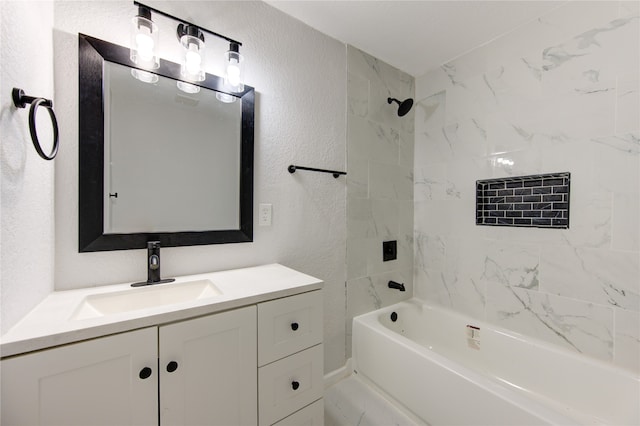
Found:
324,374 -> 424,426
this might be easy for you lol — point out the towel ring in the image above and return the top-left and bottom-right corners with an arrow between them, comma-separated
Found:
12,88 -> 59,161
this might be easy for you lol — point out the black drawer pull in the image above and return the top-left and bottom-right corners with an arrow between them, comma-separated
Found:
139,367 -> 152,379
291,322 -> 299,331
166,361 -> 179,373
291,381 -> 300,390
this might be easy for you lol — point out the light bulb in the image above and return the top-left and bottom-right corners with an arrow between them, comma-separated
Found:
135,32 -> 154,61
224,43 -> 244,93
226,62 -> 241,87
130,9 -> 159,69
179,31 -> 205,82
185,45 -> 202,75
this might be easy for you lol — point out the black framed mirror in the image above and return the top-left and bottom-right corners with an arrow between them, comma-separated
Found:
79,34 -> 254,252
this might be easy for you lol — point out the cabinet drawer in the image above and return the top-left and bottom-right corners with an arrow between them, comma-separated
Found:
272,399 -> 324,426
258,344 -> 323,426
258,290 -> 322,366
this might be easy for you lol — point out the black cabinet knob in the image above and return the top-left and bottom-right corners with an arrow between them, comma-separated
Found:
291,322 -> 299,331
139,367 -> 152,379
166,361 -> 179,373
291,381 -> 300,390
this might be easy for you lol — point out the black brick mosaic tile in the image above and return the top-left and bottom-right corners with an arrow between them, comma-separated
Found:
534,203 -> 552,210
544,178 -> 564,186
523,195 -> 541,202
523,211 -> 542,217
476,172 -> 570,229
533,187 -> 553,195
514,188 -> 532,195
542,210 -> 562,218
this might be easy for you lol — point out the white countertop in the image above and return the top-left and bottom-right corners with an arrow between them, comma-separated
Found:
0,264 -> 322,358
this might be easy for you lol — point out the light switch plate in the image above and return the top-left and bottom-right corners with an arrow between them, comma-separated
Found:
259,203 -> 272,226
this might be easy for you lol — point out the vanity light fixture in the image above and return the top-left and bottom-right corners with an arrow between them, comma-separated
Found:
177,24 -> 206,83
129,1 -> 246,98
224,42 -> 244,93
130,5 -> 159,71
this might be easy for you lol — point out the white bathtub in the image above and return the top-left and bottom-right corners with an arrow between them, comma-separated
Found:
352,299 -> 639,425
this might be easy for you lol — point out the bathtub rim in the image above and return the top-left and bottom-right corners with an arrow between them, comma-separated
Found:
352,298 -> 640,426
354,298 -> 639,378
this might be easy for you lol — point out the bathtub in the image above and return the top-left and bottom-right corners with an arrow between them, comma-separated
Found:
352,299 -> 639,425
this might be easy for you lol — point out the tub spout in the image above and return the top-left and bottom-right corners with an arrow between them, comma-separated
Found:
388,280 -> 405,291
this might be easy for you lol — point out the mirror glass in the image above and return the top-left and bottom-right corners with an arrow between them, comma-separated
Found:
104,61 -> 241,234
79,34 -> 254,252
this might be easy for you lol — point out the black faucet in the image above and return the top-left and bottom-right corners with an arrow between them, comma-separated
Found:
131,241 -> 175,287
388,280 -> 406,291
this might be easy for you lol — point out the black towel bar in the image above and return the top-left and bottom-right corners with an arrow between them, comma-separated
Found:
288,165 -> 346,178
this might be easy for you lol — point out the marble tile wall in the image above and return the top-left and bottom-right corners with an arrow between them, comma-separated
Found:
346,46 -> 415,356
414,1 -> 639,374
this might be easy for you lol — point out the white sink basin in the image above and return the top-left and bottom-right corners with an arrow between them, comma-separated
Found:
71,279 -> 222,320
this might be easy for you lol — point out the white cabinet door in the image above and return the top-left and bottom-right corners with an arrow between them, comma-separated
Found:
0,327 -> 157,426
159,305 -> 257,426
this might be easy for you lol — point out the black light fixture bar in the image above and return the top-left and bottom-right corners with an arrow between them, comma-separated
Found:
133,1 -> 242,46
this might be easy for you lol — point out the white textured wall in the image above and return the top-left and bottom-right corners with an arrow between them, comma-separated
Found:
0,1 -> 347,372
0,1 -> 55,334
345,46 -> 414,356
414,1 -> 639,373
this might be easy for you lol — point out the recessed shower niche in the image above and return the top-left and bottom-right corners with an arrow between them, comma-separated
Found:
476,172 -> 570,229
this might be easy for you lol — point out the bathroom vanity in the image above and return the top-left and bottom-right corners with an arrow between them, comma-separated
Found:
0,264 -> 324,426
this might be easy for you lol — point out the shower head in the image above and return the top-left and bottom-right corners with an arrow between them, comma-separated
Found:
387,97 -> 414,117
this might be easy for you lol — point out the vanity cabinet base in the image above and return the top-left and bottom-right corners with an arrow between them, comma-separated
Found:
1,307 -> 257,426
